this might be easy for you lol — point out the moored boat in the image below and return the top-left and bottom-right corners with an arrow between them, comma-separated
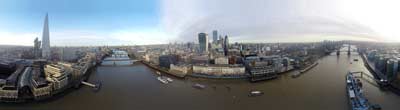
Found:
300,62 -> 318,73
291,71 -> 301,78
166,77 -> 173,82
157,76 -> 168,84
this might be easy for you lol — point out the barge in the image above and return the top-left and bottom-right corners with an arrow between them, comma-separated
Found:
291,62 -> 318,78
299,62 -> 318,73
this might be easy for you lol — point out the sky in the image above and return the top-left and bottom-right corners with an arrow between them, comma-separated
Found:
0,0 -> 399,46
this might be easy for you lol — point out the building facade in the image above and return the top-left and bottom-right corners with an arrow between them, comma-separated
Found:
159,55 -> 178,69
192,65 -> 245,76
198,33 -> 208,53
33,37 -> 42,59
212,30 -> 218,43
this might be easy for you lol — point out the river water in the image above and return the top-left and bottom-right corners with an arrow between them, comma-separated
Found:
2,50 -> 400,110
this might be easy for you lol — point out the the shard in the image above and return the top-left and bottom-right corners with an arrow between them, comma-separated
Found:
41,13 -> 51,59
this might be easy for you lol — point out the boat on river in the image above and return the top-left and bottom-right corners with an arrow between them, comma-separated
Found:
248,90 -> 264,97
291,71 -> 301,78
193,83 -> 206,89
157,76 -> 168,84
166,77 -> 173,82
300,62 -> 318,73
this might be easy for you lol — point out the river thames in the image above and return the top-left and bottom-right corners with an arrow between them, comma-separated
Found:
1,51 -> 400,110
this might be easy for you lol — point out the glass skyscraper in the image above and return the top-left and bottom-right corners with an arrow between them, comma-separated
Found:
198,33 -> 208,53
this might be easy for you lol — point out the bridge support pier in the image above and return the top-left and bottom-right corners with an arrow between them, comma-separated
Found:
347,45 -> 351,55
336,50 -> 340,55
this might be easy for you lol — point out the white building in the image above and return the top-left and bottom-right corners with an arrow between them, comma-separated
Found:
192,65 -> 245,76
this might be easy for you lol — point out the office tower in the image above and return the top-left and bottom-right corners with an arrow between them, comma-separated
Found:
198,33 -> 209,53
33,37 -> 41,58
212,30 -> 218,43
224,35 -> 229,56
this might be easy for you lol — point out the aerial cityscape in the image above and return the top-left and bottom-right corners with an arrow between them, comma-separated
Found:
1,0 -> 400,110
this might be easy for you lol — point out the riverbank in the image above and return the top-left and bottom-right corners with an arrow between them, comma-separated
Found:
360,53 -> 400,95
139,61 -> 186,78
140,60 -> 299,81
188,73 -> 248,79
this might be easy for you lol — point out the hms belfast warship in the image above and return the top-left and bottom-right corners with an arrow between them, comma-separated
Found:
0,53 -> 101,102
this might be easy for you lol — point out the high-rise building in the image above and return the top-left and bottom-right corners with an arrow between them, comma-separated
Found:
33,37 -> 41,58
198,33 -> 209,53
223,35 -> 229,56
218,35 -> 224,46
212,30 -> 218,43
41,13 -> 51,59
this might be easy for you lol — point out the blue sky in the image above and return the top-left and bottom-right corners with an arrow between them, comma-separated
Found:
0,0 -> 167,46
0,0 -> 399,46
0,0 -> 159,31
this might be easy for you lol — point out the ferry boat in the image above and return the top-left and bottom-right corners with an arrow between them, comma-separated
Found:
346,72 -> 374,110
157,76 -> 168,84
248,90 -> 264,97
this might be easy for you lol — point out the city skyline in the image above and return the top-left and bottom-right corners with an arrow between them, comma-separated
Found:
1,0 -> 400,46
1,1 -> 400,109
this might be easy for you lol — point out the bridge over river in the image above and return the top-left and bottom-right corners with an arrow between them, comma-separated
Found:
101,50 -> 137,66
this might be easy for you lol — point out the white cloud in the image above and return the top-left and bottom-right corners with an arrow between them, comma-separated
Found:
161,0 -> 395,42
111,30 -> 174,45
0,32 -> 37,46
3,0 -> 400,46
337,0 -> 400,42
